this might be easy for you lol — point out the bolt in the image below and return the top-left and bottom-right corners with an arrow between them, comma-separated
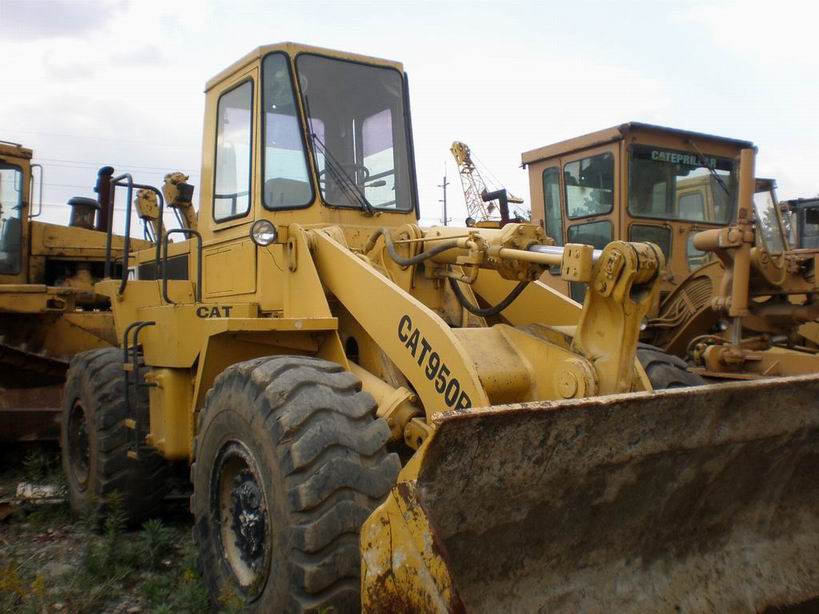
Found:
556,371 -> 578,398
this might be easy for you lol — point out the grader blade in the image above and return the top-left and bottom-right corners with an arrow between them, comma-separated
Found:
362,375 -> 819,613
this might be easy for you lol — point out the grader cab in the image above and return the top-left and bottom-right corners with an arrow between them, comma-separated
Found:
524,123 -> 750,305
525,124 -> 819,380
61,44 -> 819,612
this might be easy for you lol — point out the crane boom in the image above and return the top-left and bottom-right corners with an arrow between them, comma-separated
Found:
450,141 -> 523,226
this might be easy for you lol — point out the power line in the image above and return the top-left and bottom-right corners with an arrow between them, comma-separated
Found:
37,158 -> 200,174
0,127 -> 199,148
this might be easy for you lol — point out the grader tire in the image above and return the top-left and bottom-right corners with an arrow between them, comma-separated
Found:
61,348 -> 170,525
637,343 -> 706,389
191,356 -> 401,613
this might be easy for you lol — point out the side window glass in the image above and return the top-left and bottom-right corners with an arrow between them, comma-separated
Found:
214,80 -> 253,221
542,167 -> 562,245
629,224 -> 671,260
262,53 -> 312,209
567,220 -> 613,303
564,152 -> 614,219
0,165 -> 23,275
567,220 -> 613,249
362,109 -> 397,208
687,233 -> 711,270
801,206 -> 819,248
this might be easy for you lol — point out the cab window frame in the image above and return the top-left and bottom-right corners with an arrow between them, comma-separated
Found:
294,52 -> 417,215
211,77 -> 255,224
260,51 -> 315,212
563,151 -> 615,221
0,161 -> 24,276
542,166 -> 563,246
626,144 -> 737,226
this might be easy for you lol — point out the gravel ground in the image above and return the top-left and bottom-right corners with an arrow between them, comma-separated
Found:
0,444 -> 219,614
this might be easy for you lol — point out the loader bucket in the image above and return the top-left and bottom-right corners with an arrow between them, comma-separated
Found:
361,375 -> 819,613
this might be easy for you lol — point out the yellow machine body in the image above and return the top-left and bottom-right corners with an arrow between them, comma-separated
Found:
90,43 -> 819,611
0,142 -> 147,440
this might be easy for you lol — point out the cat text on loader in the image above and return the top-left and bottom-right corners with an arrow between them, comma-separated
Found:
61,44 -> 819,612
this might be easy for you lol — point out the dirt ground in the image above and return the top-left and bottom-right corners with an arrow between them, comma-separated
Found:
0,443 -> 222,614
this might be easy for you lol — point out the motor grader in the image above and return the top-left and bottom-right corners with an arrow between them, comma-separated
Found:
525,124 -> 819,380
61,44 -> 819,612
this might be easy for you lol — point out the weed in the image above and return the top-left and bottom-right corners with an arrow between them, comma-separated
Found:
22,447 -> 60,484
218,583 -> 245,613
0,561 -> 25,611
141,518 -> 175,569
141,572 -> 174,606
104,491 -> 127,540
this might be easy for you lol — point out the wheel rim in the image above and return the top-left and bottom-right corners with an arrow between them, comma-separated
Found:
212,440 -> 272,600
67,400 -> 90,489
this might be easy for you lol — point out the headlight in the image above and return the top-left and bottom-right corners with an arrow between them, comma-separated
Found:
250,219 -> 278,246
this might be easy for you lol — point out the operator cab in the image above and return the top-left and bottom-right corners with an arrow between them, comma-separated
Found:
203,43 -> 418,240
523,123 -> 753,302
126,43 -> 421,310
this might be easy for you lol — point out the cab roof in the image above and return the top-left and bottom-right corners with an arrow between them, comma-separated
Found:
0,140 -> 32,160
205,42 -> 405,92
521,122 -> 754,166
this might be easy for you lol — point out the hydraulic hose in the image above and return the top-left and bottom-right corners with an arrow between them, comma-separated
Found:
369,227 -> 529,316
368,227 -> 460,266
448,277 -> 529,317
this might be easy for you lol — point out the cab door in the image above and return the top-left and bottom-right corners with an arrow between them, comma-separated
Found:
201,68 -> 259,302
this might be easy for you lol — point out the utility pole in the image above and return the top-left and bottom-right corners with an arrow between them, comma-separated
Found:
438,171 -> 450,226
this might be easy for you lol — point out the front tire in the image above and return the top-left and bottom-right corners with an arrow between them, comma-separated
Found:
191,356 -> 400,613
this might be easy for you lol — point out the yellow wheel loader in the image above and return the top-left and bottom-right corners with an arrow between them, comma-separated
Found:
61,44 -> 819,612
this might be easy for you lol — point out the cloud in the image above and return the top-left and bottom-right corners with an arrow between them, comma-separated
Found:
683,0 -> 816,68
111,44 -> 163,66
0,0 -> 128,41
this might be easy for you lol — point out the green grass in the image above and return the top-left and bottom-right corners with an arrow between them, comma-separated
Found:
0,491 -> 210,613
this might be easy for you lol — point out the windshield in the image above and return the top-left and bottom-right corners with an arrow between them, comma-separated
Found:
628,145 -> 736,224
296,54 -> 414,212
0,163 -> 23,275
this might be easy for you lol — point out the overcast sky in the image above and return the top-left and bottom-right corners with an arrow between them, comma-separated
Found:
1,0 -> 817,230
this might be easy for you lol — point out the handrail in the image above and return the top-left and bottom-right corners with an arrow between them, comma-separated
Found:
161,228 -> 203,304
28,164 -> 43,218
102,172 -> 166,295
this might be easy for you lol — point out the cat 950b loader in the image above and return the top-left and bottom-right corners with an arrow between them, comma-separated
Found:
62,43 -> 819,612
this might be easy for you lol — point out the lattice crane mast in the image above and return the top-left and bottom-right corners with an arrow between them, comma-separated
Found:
450,140 -> 524,226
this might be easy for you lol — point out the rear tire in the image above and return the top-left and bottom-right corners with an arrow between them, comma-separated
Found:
191,356 -> 400,613
637,343 -> 706,389
61,348 -> 170,525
